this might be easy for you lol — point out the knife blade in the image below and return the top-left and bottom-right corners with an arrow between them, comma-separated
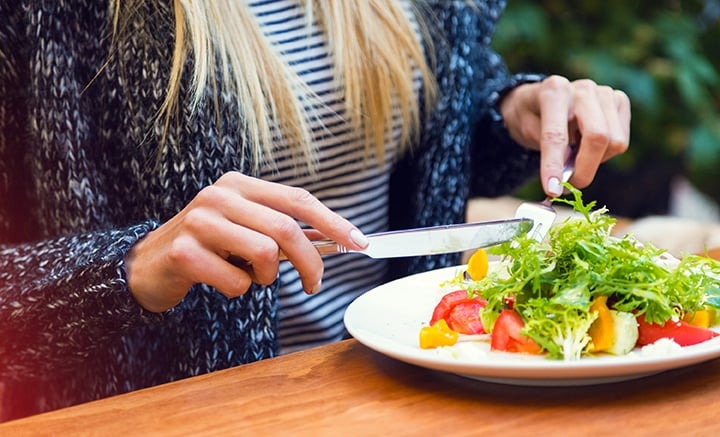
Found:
280,218 -> 533,260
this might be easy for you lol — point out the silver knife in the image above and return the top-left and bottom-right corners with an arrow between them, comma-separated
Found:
280,218 -> 533,260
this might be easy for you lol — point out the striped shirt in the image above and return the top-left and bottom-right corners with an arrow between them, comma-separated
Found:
249,0 -> 422,353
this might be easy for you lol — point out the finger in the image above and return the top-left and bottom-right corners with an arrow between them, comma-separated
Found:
221,173 -> 369,251
186,208 -> 282,286
239,206 -> 324,294
187,185 -> 288,285
595,86 -> 630,162
568,80 -> 611,188
196,182 -> 325,294
167,234 -> 254,299
614,89 -> 632,154
537,76 -> 573,196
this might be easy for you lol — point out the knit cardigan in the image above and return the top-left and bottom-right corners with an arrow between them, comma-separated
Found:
0,0 -> 540,421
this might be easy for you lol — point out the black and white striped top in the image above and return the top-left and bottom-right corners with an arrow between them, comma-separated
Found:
249,0 -> 422,353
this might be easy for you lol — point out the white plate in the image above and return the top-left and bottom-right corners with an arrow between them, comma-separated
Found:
343,266 -> 720,386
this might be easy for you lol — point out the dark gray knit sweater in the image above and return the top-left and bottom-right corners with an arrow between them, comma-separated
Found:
0,0 -> 540,421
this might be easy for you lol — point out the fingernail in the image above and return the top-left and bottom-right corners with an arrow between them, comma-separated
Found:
350,229 -> 369,248
308,280 -> 322,295
547,177 -> 563,197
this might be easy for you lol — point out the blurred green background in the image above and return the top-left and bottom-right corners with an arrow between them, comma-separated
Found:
495,0 -> 720,219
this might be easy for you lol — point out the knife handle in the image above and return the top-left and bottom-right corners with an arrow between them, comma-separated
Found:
229,239 -> 349,266
278,239 -> 348,261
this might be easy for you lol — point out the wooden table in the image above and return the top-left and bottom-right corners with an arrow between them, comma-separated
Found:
2,338 -> 720,436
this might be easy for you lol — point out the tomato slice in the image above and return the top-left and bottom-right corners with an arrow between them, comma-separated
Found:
636,314 -> 719,346
446,301 -> 486,334
430,290 -> 486,325
490,309 -> 542,354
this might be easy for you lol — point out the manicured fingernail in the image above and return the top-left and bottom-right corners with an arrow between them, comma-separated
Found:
308,280 -> 322,295
350,229 -> 369,248
547,177 -> 563,196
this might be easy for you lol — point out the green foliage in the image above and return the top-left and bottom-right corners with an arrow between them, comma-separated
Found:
495,0 -> 720,210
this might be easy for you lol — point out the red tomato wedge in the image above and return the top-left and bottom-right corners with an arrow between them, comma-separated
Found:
446,301 -> 486,334
490,309 -> 542,354
430,290 -> 486,325
636,314 -> 719,346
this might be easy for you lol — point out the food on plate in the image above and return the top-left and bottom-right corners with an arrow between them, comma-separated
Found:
429,290 -> 487,334
465,248 -> 489,281
419,319 -> 459,349
419,185 -> 720,359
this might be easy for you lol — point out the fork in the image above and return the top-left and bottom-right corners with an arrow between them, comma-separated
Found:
514,146 -> 577,242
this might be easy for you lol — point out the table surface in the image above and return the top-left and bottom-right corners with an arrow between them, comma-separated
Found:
3,338 -> 720,436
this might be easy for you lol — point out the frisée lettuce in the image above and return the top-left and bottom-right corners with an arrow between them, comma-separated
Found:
454,185 -> 720,360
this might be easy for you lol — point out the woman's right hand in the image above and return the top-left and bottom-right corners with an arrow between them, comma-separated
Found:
124,172 -> 368,312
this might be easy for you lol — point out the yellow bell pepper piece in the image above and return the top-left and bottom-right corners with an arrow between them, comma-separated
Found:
588,295 -> 615,352
419,319 -> 459,349
683,309 -> 716,328
466,248 -> 489,281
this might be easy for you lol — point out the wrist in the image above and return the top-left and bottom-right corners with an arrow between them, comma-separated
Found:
487,72 -> 546,131
125,235 -> 183,313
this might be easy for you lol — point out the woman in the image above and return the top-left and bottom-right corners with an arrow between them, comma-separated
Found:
0,0 -> 629,421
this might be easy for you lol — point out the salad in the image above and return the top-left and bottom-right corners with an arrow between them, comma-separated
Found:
419,186 -> 720,360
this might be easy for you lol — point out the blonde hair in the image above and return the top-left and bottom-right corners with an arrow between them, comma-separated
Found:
111,0 -> 437,173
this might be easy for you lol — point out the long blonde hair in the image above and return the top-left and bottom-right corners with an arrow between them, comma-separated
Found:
111,0 -> 437,173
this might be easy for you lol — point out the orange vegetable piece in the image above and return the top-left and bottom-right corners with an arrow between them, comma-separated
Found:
419,319 -> 459,349
683,309 -> 715,329
588,295 -> 614,352
466,248 -> 489,281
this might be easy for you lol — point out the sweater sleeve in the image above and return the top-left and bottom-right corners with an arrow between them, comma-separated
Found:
464,0 -> 544,198
0,222 -> 174,379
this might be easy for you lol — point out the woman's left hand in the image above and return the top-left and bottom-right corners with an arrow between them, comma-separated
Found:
499,75 -> 631,197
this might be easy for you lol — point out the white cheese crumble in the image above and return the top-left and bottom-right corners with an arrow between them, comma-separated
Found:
435,342 -> 488,360
640,338 -> 682,357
